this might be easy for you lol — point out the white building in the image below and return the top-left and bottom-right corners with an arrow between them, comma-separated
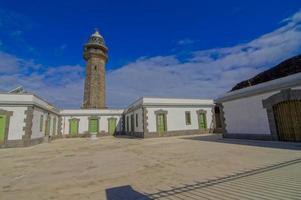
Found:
60,109 -> 124,137
215,72 -> 301,142
0,92 -> 60,147
0,30 -> 217,148
124,97 -> 215,138
0,91 -> 215,148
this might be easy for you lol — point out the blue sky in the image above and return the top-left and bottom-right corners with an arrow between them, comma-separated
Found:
0,1 -> 301,108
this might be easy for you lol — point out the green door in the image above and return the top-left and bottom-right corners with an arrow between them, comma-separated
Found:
199,113 -> 207,129
89,119 -> 98,134
108,118 -> 117,135
45,117 -> 51,136
0,115 -> 6,144
70,119 -> 78,136
157,114 -> 166,133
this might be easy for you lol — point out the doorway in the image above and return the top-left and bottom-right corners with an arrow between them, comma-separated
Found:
273,100 -> 301,142
70,118 -> 79,136
198,112 -> 207,130
108,118 -> 117,135
0,115 -> 7,144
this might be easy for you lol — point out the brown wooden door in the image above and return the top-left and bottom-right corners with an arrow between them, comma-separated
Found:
273,100 -> 301,142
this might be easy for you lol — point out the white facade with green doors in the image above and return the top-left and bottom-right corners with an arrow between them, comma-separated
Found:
124,97 -> 214,137
0,93 -> 60,148
60,109 -> 123,136
0,93 -> 214,147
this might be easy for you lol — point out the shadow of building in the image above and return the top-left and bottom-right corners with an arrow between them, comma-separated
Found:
106,185 -> 152,200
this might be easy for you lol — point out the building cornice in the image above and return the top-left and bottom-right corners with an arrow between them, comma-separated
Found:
215,73 -> 301,103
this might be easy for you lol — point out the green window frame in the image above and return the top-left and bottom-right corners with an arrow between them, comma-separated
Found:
185,111 -> 191,125
40,115 -> 44,132
89,117 -> 99,133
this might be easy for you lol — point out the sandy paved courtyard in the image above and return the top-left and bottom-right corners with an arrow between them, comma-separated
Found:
1,134 -> 301,200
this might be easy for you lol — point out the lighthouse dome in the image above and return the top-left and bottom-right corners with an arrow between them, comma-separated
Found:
85,30 -> 106,47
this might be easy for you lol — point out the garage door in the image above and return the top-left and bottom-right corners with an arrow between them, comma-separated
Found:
273,100 -> 301,142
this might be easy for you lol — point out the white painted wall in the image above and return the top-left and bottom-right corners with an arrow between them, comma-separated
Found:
0,106 -> 27,140
31,108 -> 60,139
62,114 -> 123,135
146,106 -> 214,132
222,85 -> 301,135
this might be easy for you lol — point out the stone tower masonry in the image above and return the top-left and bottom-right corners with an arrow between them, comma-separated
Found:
82,30 -> 108,109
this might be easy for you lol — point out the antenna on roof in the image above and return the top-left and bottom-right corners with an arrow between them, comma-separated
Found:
8,86 -> 26,94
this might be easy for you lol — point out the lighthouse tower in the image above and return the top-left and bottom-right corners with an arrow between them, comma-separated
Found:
82,30 -> 108,109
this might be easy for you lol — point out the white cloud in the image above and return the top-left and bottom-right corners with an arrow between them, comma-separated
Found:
107,9 -> 301,107
0,10 -> 301,109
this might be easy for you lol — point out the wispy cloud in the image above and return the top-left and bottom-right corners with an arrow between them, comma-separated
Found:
107,9 -> 301,107
0,10 -> 301,108
177,38 -> 198,46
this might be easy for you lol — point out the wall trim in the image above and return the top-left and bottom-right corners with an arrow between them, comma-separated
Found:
22,106 -> 34,145
142,107 -> 149,134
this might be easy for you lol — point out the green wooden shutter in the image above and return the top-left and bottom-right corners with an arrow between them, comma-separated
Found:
199,113 -> 207,129
157,114 -> 166,133
0,115 -> 6,143
70,119 -> 78,136
89,119 -> 98,133
108,118 -> 116,135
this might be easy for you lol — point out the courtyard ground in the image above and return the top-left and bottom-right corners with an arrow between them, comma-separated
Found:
0,134 -> 301,200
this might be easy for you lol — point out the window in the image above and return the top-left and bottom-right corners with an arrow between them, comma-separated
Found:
185,111 -> 191,125
126,116 -> 129,132
135,113 -> 138,127
40,115 -> 44,131
130,114 -> 134,132
52,117 -> 57,135
214,106 -> 222,128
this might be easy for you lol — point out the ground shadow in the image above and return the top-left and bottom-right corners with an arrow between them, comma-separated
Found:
182,134 -> 301,150
113,135 -> 144,140
106,185 -> 152,200
106,158 -> 301,199
146,158 -> 301,199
